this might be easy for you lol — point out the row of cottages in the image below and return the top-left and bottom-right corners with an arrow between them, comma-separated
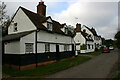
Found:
74,24 -> 102,53
2,1 -> 102,70
3,1 -> 75,70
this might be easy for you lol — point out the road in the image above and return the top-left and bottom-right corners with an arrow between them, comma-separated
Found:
47,49 -> 119,78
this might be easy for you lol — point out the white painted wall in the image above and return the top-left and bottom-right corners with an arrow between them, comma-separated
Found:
37,30 -> 73,44
8,8 -> 36,34
5,41 -> 20,54
74,32 -> 86,45
20,32 -> 35,54
37,43 -> 45,53
47,18 -> 52,23
37,30 -> 73,52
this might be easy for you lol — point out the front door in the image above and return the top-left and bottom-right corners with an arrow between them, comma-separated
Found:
56,44 -> 60,60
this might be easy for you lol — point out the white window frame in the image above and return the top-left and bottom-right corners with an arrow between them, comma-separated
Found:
13,22 -> 18,32
64,44 -> 69,51
47,22 -> 53,31
25,43 -> 33,54
65,27 -> 68,34
45,43 -> 50,52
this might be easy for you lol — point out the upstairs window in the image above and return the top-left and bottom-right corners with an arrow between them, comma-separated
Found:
14,23 -> 18,32
25,43 -> 33,54
47,22 -> 52,31
45,43 -> 50,52
65,27 -> 68,34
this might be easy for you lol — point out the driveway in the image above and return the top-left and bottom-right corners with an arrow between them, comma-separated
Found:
47,49 -> 119,78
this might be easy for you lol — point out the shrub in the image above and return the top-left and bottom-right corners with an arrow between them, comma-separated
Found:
81,44 -> 86,50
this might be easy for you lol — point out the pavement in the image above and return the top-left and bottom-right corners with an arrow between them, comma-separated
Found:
47,48 -> 119,78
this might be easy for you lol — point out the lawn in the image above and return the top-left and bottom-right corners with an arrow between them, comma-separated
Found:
3,56 -> 91,78
88,49 -> 102,56
112,73 -> 120,80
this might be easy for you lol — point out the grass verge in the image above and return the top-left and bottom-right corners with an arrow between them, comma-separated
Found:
112,73 -> 120,80
3,56 -> 91,78
88,49 -> 102,56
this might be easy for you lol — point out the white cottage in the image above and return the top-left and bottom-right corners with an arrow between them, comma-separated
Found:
74,24 -> 94,53
82,25 -> 102,50
3,1 -> 75,70
74,24 -> 102,53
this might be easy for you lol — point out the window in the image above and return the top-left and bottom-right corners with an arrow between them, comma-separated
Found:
88,44 -> 90,49
64,45 -> 69,51
92,45 -> 94,49
14,23 -> 18,32
45,43 -> 50,52
25,43 -> 33,53
47,22 -> 52,31
83,29 -> 86,33
65,28 -> 68,34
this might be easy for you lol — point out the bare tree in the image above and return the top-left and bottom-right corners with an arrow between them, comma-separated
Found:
0,1 -> 10,36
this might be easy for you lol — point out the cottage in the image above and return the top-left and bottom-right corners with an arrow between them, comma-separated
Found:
3,1 -> 75,70
74,23 -> 94,53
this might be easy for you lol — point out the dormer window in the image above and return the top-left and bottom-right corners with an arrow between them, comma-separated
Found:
83,29 -> 86,33
14,22 -> 18,32
47,22 -> 52,31
65,27 -> 68,34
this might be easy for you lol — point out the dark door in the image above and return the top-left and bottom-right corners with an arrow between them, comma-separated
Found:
56,44 -> 60,60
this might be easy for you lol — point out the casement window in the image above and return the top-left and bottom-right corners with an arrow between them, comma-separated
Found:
65,28 -> 68,34
92,45 -> 94,49
47,22 -> 52,31
88,44 -> 90,49
25,43 -> 33,53
64,45 -> 69,51
45,43 -> 50,52
14,23 -> 18,32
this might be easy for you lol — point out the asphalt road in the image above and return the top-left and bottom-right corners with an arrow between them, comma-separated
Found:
47,49 -> 119,78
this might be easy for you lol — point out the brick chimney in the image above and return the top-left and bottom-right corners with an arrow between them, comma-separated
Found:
76,23 -> 81,32
37,0 -> 46,16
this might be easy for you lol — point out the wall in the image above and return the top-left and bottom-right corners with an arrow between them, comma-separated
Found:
8,8 -> 36,34
5,41 -> 20,54
20,32 -> 35,54
74,32 -> 86,45
37,30 -> 73,53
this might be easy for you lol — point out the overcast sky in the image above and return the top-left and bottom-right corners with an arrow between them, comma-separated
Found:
1,0 -> 119,40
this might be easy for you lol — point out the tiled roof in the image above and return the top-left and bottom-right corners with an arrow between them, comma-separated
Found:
83,25 -> 98,37
81,31 -> 93,41
3,30 -> 35,41
90,28 -> 98,36
20,7 -> 68,36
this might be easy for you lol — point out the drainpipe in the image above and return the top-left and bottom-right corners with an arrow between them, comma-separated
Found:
35,29 -> 38,67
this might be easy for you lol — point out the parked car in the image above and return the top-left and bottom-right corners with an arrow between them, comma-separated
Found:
109,46 -> 114,50
102,47 -> 110,53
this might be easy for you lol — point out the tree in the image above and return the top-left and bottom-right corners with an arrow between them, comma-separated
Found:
114,31 -> 120,49
0,1 -> 10,36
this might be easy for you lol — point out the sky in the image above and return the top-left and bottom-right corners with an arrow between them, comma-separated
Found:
0,0 -> 119,40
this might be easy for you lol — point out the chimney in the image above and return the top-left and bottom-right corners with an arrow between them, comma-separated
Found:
76,23 -> 81,32
37,0 -> 46,16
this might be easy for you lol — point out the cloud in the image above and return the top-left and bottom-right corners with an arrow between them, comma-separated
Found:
52,1 -> 118,39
